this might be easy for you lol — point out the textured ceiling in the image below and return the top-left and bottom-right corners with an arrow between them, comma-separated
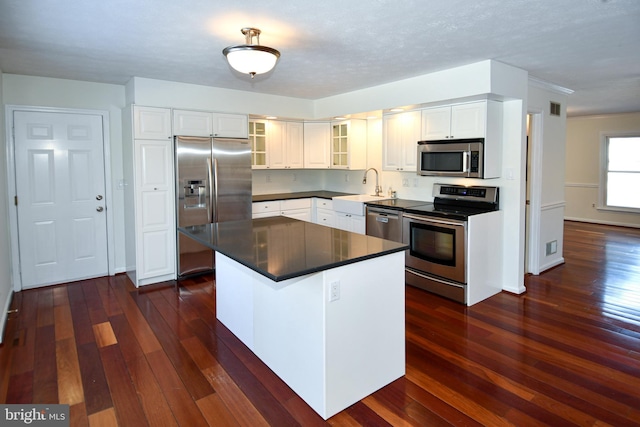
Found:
1,0 -> 639,117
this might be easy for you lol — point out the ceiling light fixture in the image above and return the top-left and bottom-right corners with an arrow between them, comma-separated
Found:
223,27 -> 281,79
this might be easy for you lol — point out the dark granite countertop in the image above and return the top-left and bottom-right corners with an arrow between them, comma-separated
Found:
179,216 -> 408,282
252,191 -> 353,202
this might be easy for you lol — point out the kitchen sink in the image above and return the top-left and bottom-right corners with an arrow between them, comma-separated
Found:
332,194 -> 389,215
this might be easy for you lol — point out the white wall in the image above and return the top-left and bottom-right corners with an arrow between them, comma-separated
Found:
2,75 -> 128,272
527,84 -> 570,272
0,69 -> 14,341
565,112 -> 640,227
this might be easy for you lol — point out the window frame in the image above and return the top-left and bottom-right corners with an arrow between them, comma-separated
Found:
599,131 -> 640,213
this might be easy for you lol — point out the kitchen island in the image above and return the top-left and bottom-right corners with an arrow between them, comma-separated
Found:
179,216 -> 407,419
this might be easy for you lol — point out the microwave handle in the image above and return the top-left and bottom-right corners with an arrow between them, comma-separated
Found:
462,151 -> 469,173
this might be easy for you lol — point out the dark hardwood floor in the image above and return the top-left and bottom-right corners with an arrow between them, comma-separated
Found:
1,220 -> 639,426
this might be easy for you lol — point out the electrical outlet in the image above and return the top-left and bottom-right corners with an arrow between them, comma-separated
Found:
266,173 -> 271,183
402,178 -> 409,187
345,173 -> 350,182
329,281 -> 340,302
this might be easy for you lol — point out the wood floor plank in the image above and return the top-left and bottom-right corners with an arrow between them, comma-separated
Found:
93,322 -> 117,348
145,349 -> 209,427
196,393 -> 240,427
33,324 -> 58,403
88,407 -> 118,427
36,287 -> 54,328
67,283 -> 97,346
70,402 -> 89,427
99,344 -> 149,427
77,341 -> 112,414
56,337 -> 84,406
124,354 -> 178,427
54,304 -> 75,341
5,370 -> 33,403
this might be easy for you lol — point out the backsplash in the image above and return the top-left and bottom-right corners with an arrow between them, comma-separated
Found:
252,169 -> 439,201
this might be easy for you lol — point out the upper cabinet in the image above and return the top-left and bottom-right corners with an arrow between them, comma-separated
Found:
421,101 -> 487,140
134,106 -> 172,140
382,110 -> 421,172
304,122 -> 331,169
173,109 -> 248,138
267,120 -> 304,169
249,120 -> 268,169
331,119 -> 367,170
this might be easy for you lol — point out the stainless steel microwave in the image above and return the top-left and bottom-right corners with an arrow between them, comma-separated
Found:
417,138 -> 484,178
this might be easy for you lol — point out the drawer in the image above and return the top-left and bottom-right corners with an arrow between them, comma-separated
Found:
281,198 -> 311,210
252,201 -> 281,214
315,198 -> 333,210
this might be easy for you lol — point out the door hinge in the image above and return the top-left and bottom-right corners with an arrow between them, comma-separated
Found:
14,196 -> 18,206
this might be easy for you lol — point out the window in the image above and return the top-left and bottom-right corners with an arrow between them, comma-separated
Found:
602,135 -> 640,211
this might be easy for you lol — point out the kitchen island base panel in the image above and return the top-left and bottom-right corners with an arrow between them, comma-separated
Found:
215,252 -> 406,420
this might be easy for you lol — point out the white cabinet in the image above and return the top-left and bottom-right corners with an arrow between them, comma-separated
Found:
134,106 -> 172,140
316,208 -> 335,227
252,201 -> 281,218
304,122 -> 331,168
331,119 -> 367,169
252,199 -> 312,221
249,120 -> 268,169
267,121 -> 304,169
334,212 -> 366,234
173,109 -> 248,138
280,198 -> 311,221
382,110 -> 421,171
134,140 -> 176,281
421,101 -> 487,140
124,105 -> 176,287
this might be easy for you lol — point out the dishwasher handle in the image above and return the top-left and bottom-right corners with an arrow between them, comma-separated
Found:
367,208 -> 400,221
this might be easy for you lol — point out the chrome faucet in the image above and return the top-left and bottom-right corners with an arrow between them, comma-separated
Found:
362,168 -> 382,196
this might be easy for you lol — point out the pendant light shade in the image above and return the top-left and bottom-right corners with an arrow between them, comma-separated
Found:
223,28 -> 280,78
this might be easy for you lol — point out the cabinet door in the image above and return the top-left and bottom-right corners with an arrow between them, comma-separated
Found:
213,113 -> 249,138
267,120 -> 286,168
421,106 -> 451,140
249,120 -> 268,169
134,106 -> 171,140
316,208 -> 335,227
331,122 -> 349,169
304,122 -> 331,168
286,122 -> 304,169
401,111 -> 421,171
173,110 -> 213,136
382,114 -> 403,171
282,208 -> 311,222
450,102 -> 486,139
135,140 -> 175,279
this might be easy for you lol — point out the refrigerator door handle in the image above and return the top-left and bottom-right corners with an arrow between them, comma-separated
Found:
212,158 -> 219,223
207,157 -> 214,223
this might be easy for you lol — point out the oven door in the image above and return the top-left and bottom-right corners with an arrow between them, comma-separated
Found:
402,213 -> 466,284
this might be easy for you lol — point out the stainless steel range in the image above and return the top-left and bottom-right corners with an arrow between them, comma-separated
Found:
402,183 -> 499,304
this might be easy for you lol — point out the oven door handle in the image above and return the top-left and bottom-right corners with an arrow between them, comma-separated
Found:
403,213 -> 465,227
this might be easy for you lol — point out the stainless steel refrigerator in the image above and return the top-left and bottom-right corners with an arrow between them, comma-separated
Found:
175,136 -> 252,278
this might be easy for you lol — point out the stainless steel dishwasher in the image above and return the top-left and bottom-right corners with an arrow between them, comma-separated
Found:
365,206 -> 403,242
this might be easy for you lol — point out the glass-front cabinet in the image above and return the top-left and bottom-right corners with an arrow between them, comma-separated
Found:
249,120 -> 267,168
332,123 -> 349,168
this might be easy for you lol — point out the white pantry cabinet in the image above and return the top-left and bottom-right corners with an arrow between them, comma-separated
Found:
173,109 -> 248,138
382,110 -> 421,171
421,101 -> 487,140
304,122 -> 331,168
331,119 -> 367,170
124,105 -> 176,287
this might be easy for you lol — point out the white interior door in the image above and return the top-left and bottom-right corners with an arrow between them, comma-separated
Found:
13,111 -> 108,289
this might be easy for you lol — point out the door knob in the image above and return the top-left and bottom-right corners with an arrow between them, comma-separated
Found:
96,195 -> 103,200
96,206 -> 104,212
